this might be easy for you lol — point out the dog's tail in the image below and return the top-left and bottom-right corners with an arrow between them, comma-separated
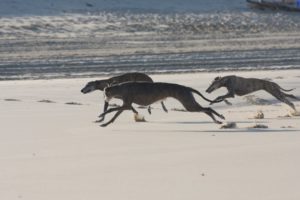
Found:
279,86 -> 295,92
190,88 -> 220,103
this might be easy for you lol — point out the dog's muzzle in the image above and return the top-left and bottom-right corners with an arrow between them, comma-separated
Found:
81,88 -> 90,94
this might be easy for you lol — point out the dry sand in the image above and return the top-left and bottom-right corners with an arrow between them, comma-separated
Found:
0,70 -> 300,200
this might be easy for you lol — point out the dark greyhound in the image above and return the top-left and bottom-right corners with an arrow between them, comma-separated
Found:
81,73 -> 168,122
99,82 -> 225,127
206,75 -> 299,110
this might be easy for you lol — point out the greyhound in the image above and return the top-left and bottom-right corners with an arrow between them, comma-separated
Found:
99,82 -> 225,127
81,72 -> 168,122
206,75 -> 299,110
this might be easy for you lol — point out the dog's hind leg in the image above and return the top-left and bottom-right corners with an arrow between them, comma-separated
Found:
281,98 -> 296,111
198,107 -> 225,124
203,110 -> 223,124
283,92 -> 299,100
147,102 -> 167,114
281,97 -> 296,111
204,107 -> 225,120
268,90 -> 296,111
182,99 -> 224,124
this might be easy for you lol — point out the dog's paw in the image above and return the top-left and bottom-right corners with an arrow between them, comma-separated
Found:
224,100 -> 232,106
100,123 -> 108,127
95,117 -> 104,123
215,120 -> 223,124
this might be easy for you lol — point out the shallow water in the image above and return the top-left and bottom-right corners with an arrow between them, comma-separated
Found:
1,10 -> 300,80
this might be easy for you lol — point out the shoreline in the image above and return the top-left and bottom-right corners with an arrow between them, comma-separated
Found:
1,67 -> 299,82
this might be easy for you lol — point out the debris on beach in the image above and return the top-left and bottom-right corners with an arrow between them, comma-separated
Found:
275,76 -> 284,79
254,110 -> 264,119
244,95 -> 271,105
249,124 -> 268,129
279,110 -> 300,118
171,108 -> 187,112
289,110 -> 300,116
220,122 -> 237,129
65,102 -> 83,105
4,98 -> 21,102
38,99 -> 56,103
278,114 -> 291,118
134,113 -> 146,122
281,125 -> 294,129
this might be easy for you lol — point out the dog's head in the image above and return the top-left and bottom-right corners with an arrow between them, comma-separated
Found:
81,81 -> 97,94
206,76 -> 223,93
81,79 -> 112,94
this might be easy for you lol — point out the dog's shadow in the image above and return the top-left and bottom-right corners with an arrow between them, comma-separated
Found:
151,120 -> 268,125
152,121 -> 215,125
144,128 -> 300,134
126,120 -> 299,134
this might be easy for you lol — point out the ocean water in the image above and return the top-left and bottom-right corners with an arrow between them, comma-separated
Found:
1,8 -> 300,80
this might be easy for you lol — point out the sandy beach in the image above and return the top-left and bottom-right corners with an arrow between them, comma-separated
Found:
0,70 -> 299,200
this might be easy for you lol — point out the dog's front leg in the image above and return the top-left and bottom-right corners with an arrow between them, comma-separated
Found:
100,110 -> 124,127
99,106 -> 122,119
96,101 -> 110,123
210,93 -> 234,105
100,104 -> 132,127
99,101 -> 109,117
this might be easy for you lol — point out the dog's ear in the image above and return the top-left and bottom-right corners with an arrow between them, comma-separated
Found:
214,76 -> 221,81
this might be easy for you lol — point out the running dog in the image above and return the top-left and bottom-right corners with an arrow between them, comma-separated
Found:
99,82 -> 225,127
206,75 -> 299,110
81,73 -> 168,122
